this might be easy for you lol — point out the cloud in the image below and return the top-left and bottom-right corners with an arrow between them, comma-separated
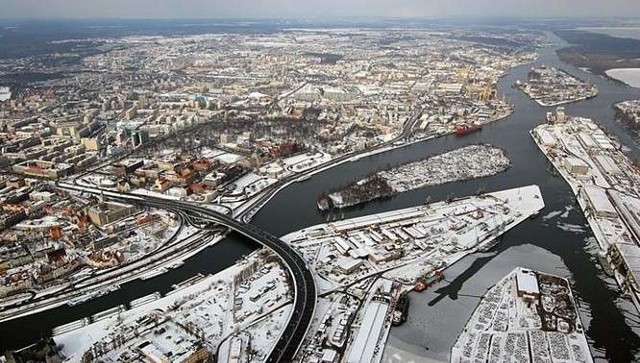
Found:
0,0 -> 638,19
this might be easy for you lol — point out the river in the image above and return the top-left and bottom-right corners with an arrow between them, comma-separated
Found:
2,32 -> 640,362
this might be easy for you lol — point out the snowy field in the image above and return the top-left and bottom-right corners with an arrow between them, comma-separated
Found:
378,144 -> 511,193
605,68 -> 640,88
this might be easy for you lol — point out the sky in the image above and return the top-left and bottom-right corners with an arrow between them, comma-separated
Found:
1,0 -> 639,19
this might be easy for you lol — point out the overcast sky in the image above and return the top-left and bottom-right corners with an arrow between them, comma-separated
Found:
1,0 -> 639,19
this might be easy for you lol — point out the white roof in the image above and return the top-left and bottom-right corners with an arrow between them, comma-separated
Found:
565,156 -> 588,168
594,155 -> 621,175
336,256 -> 363,271
516,268 -> 539,295
322,349 -> 338,362
583,185 -> 616,215
540,130 -> 557,146
346,301 -> 389,363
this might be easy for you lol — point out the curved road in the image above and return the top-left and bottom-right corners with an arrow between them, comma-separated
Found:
62,185 -> 316,363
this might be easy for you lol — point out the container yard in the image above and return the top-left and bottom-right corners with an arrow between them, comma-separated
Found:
451,267 -> 592,363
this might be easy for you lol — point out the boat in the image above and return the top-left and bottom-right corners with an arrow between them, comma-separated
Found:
296,174 -> 311,183
392,292 -> 410,326
455,123 -> 482,136
413,270 -> 444,292
140,267 -> 167,281
67,285 -> 120,307
317,196 -> 331,211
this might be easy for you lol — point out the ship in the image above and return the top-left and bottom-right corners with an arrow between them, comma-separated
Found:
317,196 -> 331,211
140,267 -> 168,280
392,292 -> 410,326
455,123 -> 482,136
413,270 -> 444,292
296,174 -> 311,183
67,285 -> 120,307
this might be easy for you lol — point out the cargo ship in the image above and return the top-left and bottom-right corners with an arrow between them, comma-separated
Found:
67,285 -> 120,307
392,292 -> 410,326
455,123 -> 482,136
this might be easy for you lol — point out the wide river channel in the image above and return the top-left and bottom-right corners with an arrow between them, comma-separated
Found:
2,32 -> 640,362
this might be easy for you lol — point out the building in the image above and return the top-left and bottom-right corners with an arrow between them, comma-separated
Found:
515,268 -> 540,303
538,130 -> 557,148
345,300 -> 390,363
82,138 -> 101,151
582,186 -> 617,219
336,256 -> 364,275
12,160 -> 74,179
112,159 -> 144,176
321,349 -> 339,363
556,107 -> 566,123
86,202 -> 136,227
132,129 -> 150,147
564,157 -> 589,175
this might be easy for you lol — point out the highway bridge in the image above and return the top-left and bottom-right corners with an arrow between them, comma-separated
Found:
60,184 -> 316,363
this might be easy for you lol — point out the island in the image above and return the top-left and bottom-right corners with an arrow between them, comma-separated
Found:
317,144 -> 511,210
515,66 -> 598,107
614,99 -> 640,130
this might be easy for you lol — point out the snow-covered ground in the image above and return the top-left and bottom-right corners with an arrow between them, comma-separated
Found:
214,150 -> 245,164
378,144 -> 510,193
284,185 -> 545,294
451,267 -> 592,363
605,68 -> 640,88
54,251 -> 292,363
281,151 -> 332,173
532,113 -> 640,313
0,86 -> 10,101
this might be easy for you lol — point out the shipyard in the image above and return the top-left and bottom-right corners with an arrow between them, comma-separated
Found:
531,107 -> 640,313
282,185 -> 545,363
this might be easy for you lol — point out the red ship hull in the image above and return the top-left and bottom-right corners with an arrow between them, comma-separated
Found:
455,124 -> 482,136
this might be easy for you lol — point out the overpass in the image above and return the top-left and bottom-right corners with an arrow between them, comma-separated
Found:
59,184 -> 316,363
